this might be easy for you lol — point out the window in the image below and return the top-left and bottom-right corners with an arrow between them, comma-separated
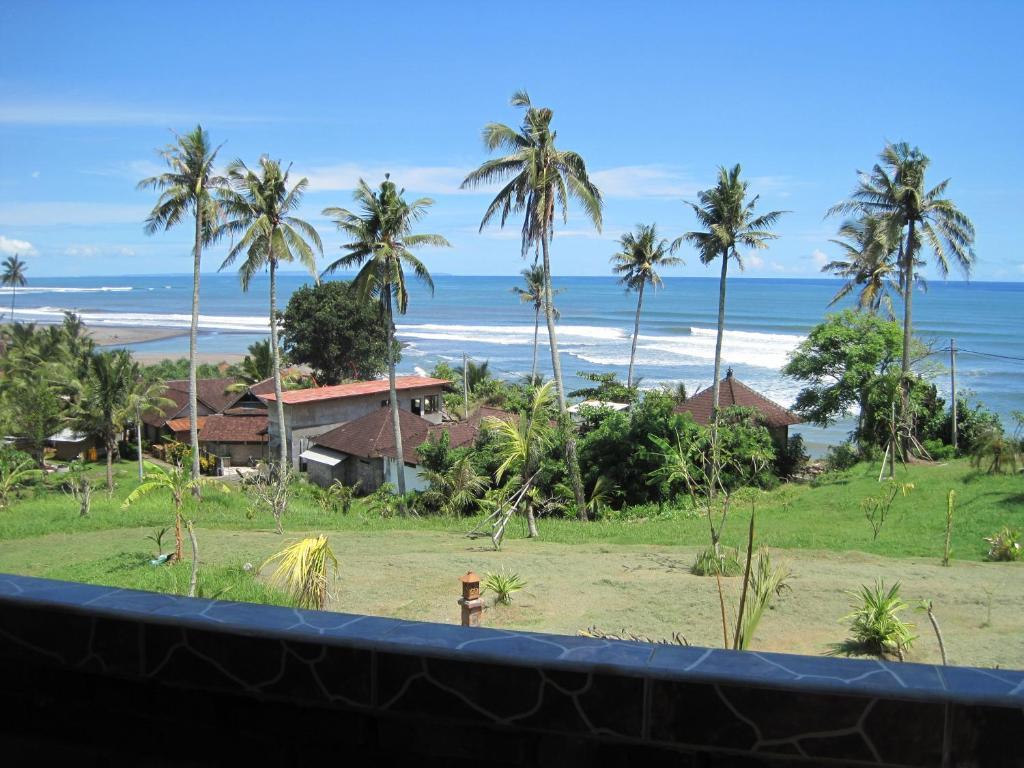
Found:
411,398 -> 422,416
423,394 -> 439,414
380,399 -> 389,408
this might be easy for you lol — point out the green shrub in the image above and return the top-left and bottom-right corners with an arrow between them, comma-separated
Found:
775,433 -> 809,478
922,439 -> 956,461
691,546 -> 743,577
984,527 -> 1022,562
825,442 -> 860,472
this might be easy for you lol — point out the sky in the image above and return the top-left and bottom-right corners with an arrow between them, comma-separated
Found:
1,0 -> 1022,281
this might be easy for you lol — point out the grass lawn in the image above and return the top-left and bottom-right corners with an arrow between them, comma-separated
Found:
0,458 -> 1021,668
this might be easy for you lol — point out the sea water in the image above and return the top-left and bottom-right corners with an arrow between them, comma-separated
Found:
4,273 -> 1022,453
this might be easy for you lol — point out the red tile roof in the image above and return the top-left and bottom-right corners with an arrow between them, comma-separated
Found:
199,414 -> 268,443
166,416 -> 208,434
260,376 -> 450,405
674,372 -> 801,428
313,408 -> 480,464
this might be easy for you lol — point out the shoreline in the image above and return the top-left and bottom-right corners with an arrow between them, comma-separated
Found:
90,325 -> 246,365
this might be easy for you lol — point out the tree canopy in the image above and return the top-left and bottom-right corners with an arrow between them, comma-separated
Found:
281,280 -> 397,385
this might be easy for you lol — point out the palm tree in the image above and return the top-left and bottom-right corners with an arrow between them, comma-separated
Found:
611,224 -> 682,387
217,156 -> 323,474
511,263 -> 563,383
822,216 -> 908,319
72,350 -> 135,492
827,142 -> 975,420
228,339 -> 276,385
122,461 -> 222,593
321,175 -> 450,495
462,91 -> 602,517
674,165 -> 786,412
123,362 -> 175,481
485,381 -> 556,538
422,453 -> 490,516
262,535 -> 338,610
139,126 -> 225,486
2,255 -> 27,322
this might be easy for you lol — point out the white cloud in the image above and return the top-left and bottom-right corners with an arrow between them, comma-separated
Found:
745,253 -> 765,270
0,202 -> 150,227
810,249 -> 829,268
0,235 -> 37,256
118,247 -> 136,257
589,165 -> 701,198
303,164 -> 471,195
30,171 -> 40,179
303,162 -> 708,199
1017,263 -> 1024,275
0,102 -> 275,126
64,245 -> 99,257
769,261 -> 787,273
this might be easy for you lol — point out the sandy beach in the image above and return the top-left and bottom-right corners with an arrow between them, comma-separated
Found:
89,325 -> 246,365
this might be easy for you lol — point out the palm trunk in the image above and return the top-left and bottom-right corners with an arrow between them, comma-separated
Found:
269,257 -> 288,472
384,285 -> 406,495
105,435 -> 114,492
710,250 -> 729,414
189,207 -> 202,493
136,406 -> 145,481
10,284 -> 15,322
525,501 -> 539,538
186,519 -> 199,598
900,220 -> 916,454
627,281 -> 645,389
540,228 -> 586,518
174,509 -> 183,562
531,306 -> 540,383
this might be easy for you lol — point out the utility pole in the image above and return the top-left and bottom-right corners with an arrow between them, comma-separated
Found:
950,338 -> 958,452
463,352 -> 470,421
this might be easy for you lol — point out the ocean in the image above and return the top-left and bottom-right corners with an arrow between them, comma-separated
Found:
4,273 -> 1022,453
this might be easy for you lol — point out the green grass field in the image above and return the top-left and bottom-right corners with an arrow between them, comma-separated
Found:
0,458 -> 1021,666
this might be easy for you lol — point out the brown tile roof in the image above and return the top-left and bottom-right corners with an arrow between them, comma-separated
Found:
673,372 -> 801,428
248,377 -> 277,397
261,376 -> 450,405
199,414 -> 268,443
141,388 -> 189,427
166,416 -> 207,434
313,408 -> 480,464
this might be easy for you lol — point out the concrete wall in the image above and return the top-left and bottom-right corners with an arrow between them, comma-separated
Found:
202,441 -> 267,467
384,457 -> 428,493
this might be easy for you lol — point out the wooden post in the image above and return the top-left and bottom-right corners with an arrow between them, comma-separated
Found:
950,338 -> 958,452
458,571 -> 483,627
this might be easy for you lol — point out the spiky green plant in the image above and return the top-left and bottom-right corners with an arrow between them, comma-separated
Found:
983,526 -> 1021,562
262,535 -> 338,610
734,548 -> 791,650
484,568 -> 526,606
832,580 -> 916,660
0,455 -> 40,508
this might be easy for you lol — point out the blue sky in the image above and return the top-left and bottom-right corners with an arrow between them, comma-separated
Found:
1,0 -> 1022,280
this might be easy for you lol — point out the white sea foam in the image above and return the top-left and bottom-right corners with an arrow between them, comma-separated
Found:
13,306 -> 268,332
0,285 -> 133,294
396,323 -> 624,346
566,326 -> 803,370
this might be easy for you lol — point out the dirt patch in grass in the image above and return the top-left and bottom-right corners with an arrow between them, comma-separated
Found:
2,526 -> 1020,669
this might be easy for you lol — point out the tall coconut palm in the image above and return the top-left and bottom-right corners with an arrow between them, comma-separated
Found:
485,381 -> 556,538
674,165 -> 785,413
72,350 -> 134,492
822,216 -> 905,319
511,263 -> 562,384
611,224 -> 682,388
123,362 -> 175,481
321,176 -> 449,494
217,156 -> 323,474
827,143 -> 975,419
462,90 -> 602,517
139,126 -> 225,486
2,255 -> 27,322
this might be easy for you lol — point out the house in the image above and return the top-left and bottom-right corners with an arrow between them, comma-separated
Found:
673,369 -> 802,448
259,376 -> 451,470
198,412 -> 269,467
302,407 -> 482,493
47,429 -> 99,462
140,378 -> 241,444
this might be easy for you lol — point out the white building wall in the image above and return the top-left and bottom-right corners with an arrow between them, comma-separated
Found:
383,456 -> 429,493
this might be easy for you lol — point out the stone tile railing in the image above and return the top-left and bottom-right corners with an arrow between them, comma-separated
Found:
0,573 -> 1021,766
